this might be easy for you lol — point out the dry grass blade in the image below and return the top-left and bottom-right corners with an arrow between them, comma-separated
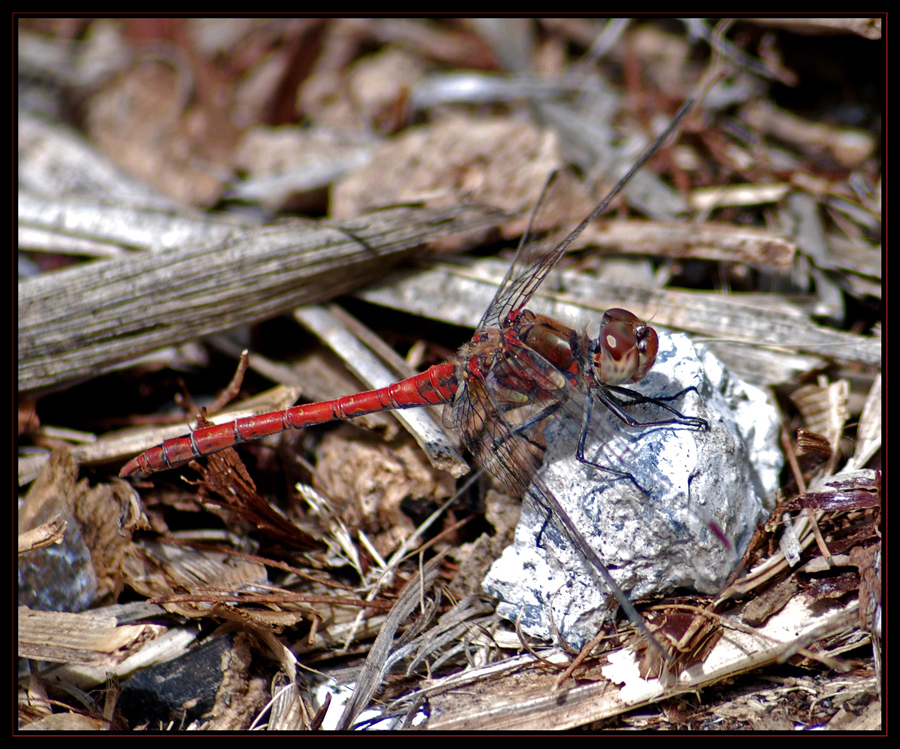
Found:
18,204 -> 507,392
335,554 -> 445,730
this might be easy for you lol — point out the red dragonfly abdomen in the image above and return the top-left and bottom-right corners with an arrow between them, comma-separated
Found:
120,361 -> 458,478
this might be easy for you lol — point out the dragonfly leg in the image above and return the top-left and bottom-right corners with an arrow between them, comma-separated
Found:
485,399 -> 564,474
575,384 -> 704,496
533,500 -> 554,550
598,385 -> 708,431
575,428 -> 651,495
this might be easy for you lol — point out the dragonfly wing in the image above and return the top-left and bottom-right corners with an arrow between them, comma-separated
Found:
477,100 -> 695,332
476,170 -> 567,331
451,331 -> 667,654
449,325 -> 576,493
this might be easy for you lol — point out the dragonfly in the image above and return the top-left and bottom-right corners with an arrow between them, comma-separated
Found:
121,100 -> 703,653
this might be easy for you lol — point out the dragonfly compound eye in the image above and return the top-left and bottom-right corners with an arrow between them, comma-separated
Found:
595,309 -> 658,385
631,321 -> 659,383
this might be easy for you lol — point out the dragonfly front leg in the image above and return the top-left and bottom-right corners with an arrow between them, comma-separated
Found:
574,381 -> 707,496
596,384 -> 708,432
575,391 -> 652,495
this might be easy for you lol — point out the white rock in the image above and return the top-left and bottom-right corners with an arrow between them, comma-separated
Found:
483,331 -> 781,649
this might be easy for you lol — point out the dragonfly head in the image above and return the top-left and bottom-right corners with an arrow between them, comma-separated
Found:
593,308 -> 659,386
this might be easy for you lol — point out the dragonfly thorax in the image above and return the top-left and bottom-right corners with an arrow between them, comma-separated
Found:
592,308 -> 659,387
